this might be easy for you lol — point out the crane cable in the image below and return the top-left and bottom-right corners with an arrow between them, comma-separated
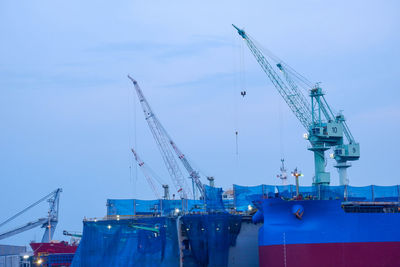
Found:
128,80 -> 138,197
250,35 -> 313,94
236,38 -> 247,156
232,33 -> 239,157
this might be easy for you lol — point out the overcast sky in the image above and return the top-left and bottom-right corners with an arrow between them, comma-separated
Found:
1,0 -> 399,245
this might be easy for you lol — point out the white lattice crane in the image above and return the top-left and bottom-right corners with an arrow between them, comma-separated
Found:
131,147 -> 162,199
128,76 -> 192,199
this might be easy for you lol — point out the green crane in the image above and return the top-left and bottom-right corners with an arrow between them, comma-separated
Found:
233,25 -> 360,186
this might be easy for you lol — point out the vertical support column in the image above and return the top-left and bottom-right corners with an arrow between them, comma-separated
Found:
192,179 -> 196,200
207,176 -> 215,187
310,147 -> 330,186
233,185 -> 236,211
318,184 -> 321,200
133,199 -> 136,216
371,185 -> 375,202
335,161 -> 351,186
181,199 -> 184,214
262,184 -> 267,199
176,216 -> 184,267
203,191 -> 206,213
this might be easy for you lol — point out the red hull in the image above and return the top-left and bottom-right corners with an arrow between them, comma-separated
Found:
30,242 -> 77,256
259,242 -> 400,267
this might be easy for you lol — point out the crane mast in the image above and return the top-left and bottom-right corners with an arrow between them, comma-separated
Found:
128,76 -> 191,199
131,147 -> 161,199
233,25 -> 360,185
278,55 -> 359,186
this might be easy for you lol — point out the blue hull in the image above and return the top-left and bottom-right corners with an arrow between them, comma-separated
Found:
255,198 -> 400,266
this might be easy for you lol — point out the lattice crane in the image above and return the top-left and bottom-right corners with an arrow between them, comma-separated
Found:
128,76 -> 192,199
131,147 -> 162,199
169,141 -> 205,199
233,25 -> 360,185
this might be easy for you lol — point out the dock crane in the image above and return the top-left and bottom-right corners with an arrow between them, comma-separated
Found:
0,188 -> 62,242
233,25 -> 360,185
128,76 -> 192,199
131,147 -> 163,199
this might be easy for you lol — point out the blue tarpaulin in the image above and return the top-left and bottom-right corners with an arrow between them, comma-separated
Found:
71,217 -> 179,267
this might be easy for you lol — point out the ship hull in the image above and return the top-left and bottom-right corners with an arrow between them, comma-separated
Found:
259,242 -> 400,267
30,242 -> 77,256
256,198 -> 400,267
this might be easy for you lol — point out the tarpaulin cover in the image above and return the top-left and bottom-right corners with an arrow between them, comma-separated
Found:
72,215 -> 242,267
233,184 -> 400,203
71,217 -> 179,267
181,214 -> 242,267
276,185 -> 295,198
346,185 -> 373,201
107,199 -> 205,216
233,185 -> 275,211
108,185 -> 400,217
204,185 -> 225,212
107,186 -> 227,216
373,185 -> 400,202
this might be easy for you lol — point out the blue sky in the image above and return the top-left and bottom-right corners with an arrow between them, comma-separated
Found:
1,0 -> 399,245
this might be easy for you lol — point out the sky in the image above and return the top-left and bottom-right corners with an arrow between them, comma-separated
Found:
0,0 -> 399,246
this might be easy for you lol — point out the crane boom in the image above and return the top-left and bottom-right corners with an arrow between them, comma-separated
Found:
131,147 -> 161,199
0,188 -> 62,242
128,76 -> 191,199
232,25 -> 312,129
63,230 -> 82,238
0,218 -> 48,241
169,141 -> 205,199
